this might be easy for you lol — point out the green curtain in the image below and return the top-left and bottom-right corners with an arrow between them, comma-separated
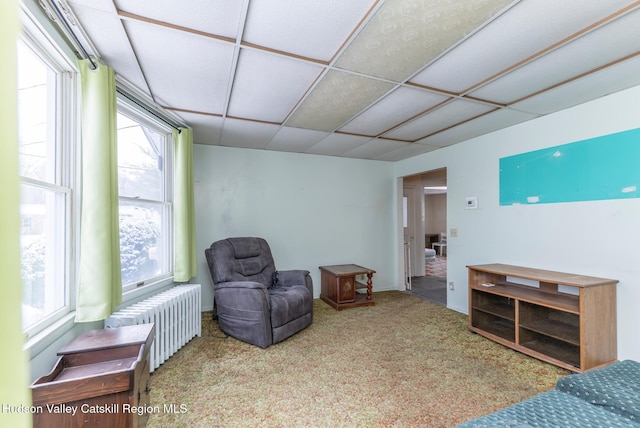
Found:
1,0 -> 32,425
173,127 -> 197,282
76,59 -> 122,322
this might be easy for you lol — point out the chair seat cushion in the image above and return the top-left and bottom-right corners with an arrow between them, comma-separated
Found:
268,285 -> 313,328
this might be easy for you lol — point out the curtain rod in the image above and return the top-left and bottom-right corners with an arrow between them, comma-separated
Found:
43,0 -> 183,133
46,0 -> 97,70
116,88 -> 182,133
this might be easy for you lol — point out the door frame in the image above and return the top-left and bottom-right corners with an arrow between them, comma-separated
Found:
397,168 -> 447,290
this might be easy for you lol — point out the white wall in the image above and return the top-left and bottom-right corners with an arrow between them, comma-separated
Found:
395,84 -> 640,362
192,145 -> 398,310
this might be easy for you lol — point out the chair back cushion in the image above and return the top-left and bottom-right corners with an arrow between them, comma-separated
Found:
206,237 -> 276,287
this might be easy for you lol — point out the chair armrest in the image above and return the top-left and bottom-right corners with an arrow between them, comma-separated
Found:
277,270 -> 312,292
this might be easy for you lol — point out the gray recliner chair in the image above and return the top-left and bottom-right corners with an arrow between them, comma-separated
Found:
204,237 -> 313,348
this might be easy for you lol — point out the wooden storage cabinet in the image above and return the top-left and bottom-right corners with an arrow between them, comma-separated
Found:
319,264 -> 375,310
31,324 -> 155,428
468,264 -> 617,373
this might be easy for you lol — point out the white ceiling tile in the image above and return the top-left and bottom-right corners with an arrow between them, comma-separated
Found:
228,49 -> 323,123
306,133 -> 372,157
243,0 -> 376,61
383,99 -> 495,141
173,111 -> 224,146
219,118 -> 280,149
264,127 -> 330,153
410,0 -> 637,93
115,0 -> 245,39
67,0 -> 640,161
416,109 -> 538,147
373,143 -> 438,162
470,8 -> 640,103
339,86 -> 449,136
335,0 -> 514,82
68,4 -> 149,92
343,138 -> 411,159
512,54 -> 640,115
123,19 -> 235,114
69,0 -> 117,13
286,70 -> 395,131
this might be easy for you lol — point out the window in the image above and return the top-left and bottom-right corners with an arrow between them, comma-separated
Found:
17,6 -> 178,341
18,34 -> 75,335
117,110 -> 173,291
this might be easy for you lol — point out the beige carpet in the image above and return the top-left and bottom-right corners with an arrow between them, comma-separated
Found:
147,291 -> 568,427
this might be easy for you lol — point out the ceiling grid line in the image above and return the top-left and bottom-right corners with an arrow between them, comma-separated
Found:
277,1 -> 392,132
509,50 -> 640,106
459,2 -> 640,96
220,0 -> 251,120
62,0 -> 640,161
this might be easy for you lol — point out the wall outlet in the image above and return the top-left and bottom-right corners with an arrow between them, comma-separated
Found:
448,281 -> 455,291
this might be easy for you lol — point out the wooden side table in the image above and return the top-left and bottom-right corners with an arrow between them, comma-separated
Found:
319,264 -> 375,310
31,324 -> 155,428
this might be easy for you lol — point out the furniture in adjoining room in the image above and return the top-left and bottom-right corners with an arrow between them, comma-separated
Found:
319,264 -> 375,310
205,237 -> 313,348
432,232 -> 447,256
425,233 -> 439,249
424,248 -> 436,262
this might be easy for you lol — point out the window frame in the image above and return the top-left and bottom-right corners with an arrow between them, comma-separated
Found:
116,99 -> 175,294
18,10 -> 79,340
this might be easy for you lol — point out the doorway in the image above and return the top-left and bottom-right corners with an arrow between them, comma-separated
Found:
402,168 -> 447,306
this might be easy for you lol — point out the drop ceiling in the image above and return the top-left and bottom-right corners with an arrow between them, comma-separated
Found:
61,0 -> 640,161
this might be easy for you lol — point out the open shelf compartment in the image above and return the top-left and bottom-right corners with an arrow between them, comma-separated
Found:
519,329 -> 581,369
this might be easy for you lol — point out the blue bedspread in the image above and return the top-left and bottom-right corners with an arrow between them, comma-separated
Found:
458,390 -> 639,428
556,360 -> 640,422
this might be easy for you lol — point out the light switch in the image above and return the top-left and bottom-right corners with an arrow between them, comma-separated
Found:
450,228 -> 458,237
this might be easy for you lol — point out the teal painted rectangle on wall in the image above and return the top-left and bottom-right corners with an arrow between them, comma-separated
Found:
500,128 -> 640,205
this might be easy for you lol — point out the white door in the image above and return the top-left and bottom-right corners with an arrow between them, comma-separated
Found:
403,186 -> 423,277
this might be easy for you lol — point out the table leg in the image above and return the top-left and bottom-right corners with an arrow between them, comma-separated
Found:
366,273 -> 373,300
